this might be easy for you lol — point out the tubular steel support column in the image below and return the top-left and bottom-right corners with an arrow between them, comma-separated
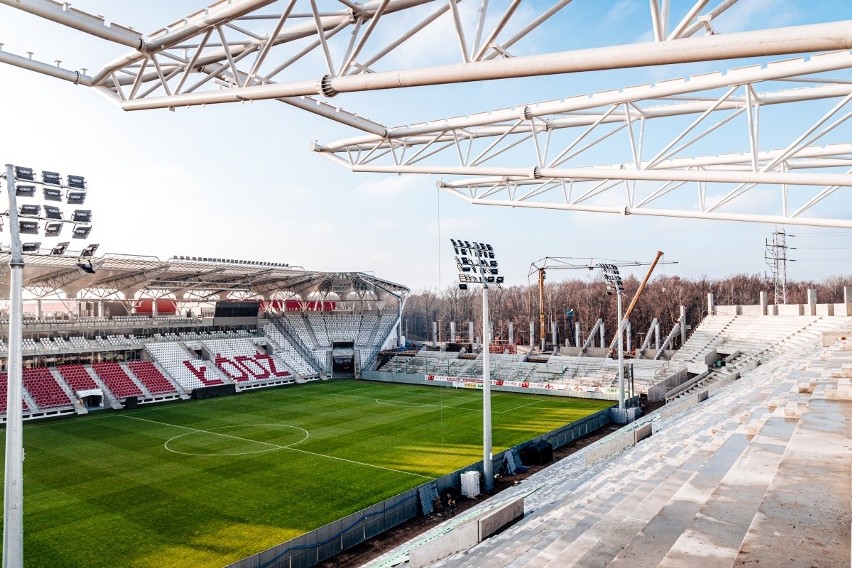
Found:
3,164 -> 24,568
617,289 -> 625,411
482,285 -> 493,492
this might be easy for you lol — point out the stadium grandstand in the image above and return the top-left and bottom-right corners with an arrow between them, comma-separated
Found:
367,309 -> 852,568
0,252 -> 407,421
0,248 -> 848,568
1,1 -> 851,566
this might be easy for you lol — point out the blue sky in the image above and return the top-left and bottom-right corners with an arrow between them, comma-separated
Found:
0,1 -> 850,292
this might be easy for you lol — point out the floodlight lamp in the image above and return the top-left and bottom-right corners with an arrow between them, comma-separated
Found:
19,220 -> 38,234
71,224 -> 91,239
13,166 -> 35,181
21,242 -> 40,253
486,276 -> 495,283
459,283 -> 468,290
42,205 -> 61,220
15,185 -> 36,198
50,242 -> 69,256
43,186 -> 62,202
496,276 -> 505,284
66,190 -> 86,204
18,204 -> 40,217
66,175 -> 86,189
71,209 -> 92,223
42,171 -> 61,186
80,243 -> 99,257
76,260 -> 96,274
44,221 -> 63,237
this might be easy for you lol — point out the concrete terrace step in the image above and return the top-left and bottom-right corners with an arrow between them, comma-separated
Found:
374,329 -> 851,568
733,379 -> 851,567
603,432 -> 753,568
542,447 -> 720,568
656,413 -> 802,567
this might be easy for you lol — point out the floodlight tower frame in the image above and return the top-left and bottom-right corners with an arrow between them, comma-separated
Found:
598,263 -> 626,411
2,165 -> 24,568
451,239 -> 502,493
1,164 -> 93,568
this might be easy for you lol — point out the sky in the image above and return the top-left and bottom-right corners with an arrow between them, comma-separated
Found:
0,0 -> 851,293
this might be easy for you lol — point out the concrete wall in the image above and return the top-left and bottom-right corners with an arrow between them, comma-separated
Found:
363,371 -> 619,401
478,498 -> 525,540
821,330 -> 852,347
816,304 -> 835,316
740,305 -> 764,316
559,346 -> 610,357
409,497 -> 525,568
647,368 -> 689,402
775,304 -> 804,316
634,423 -> 653,444
584,429 -> 634,464
409,522 -> 479,568
716,302 -> 850,317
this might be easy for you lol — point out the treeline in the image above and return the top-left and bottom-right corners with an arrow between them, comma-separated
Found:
402,275 -> 849,346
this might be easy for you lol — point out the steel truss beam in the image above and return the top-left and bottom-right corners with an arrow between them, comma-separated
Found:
314,52 -> 852,227
84,264 -> 171,299
23,266 -> 89,298
3,1 -> 852,227
1,1 -> 832,114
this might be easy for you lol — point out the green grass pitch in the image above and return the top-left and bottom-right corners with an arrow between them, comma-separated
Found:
4,380 -> 611,567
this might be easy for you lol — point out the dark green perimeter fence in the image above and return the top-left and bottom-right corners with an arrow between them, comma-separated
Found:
227,389 -> 613,568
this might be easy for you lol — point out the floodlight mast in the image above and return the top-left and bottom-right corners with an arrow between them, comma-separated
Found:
3,164 -> 24,568
527,256 -> 676,353
1,164 -> 92,568
598,263 -> 626,412
452,239 -> 501,492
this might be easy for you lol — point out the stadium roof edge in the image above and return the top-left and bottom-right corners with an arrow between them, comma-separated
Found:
0,252 -> 409,302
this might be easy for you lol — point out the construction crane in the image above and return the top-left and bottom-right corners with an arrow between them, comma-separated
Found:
527,252 -> 673,352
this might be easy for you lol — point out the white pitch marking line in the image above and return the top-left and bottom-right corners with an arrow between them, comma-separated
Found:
329,392 -> 544,414
164,424 -> 310,457
283,446 -> 435,480
122,414 -> 285,450
118,414 -> 434,480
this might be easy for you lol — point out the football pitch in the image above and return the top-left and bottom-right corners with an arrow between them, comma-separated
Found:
6,380 -> 611,567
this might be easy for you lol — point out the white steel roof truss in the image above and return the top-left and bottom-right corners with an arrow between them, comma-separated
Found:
471,0 -> 519,63
245,1 -> 296,85
338,0 -> 389,76
402,131 -> 453,166
175,29 -> 214,95
470,118 -> 524,167
447,0 -> 470,63
645,85 -> 738,169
